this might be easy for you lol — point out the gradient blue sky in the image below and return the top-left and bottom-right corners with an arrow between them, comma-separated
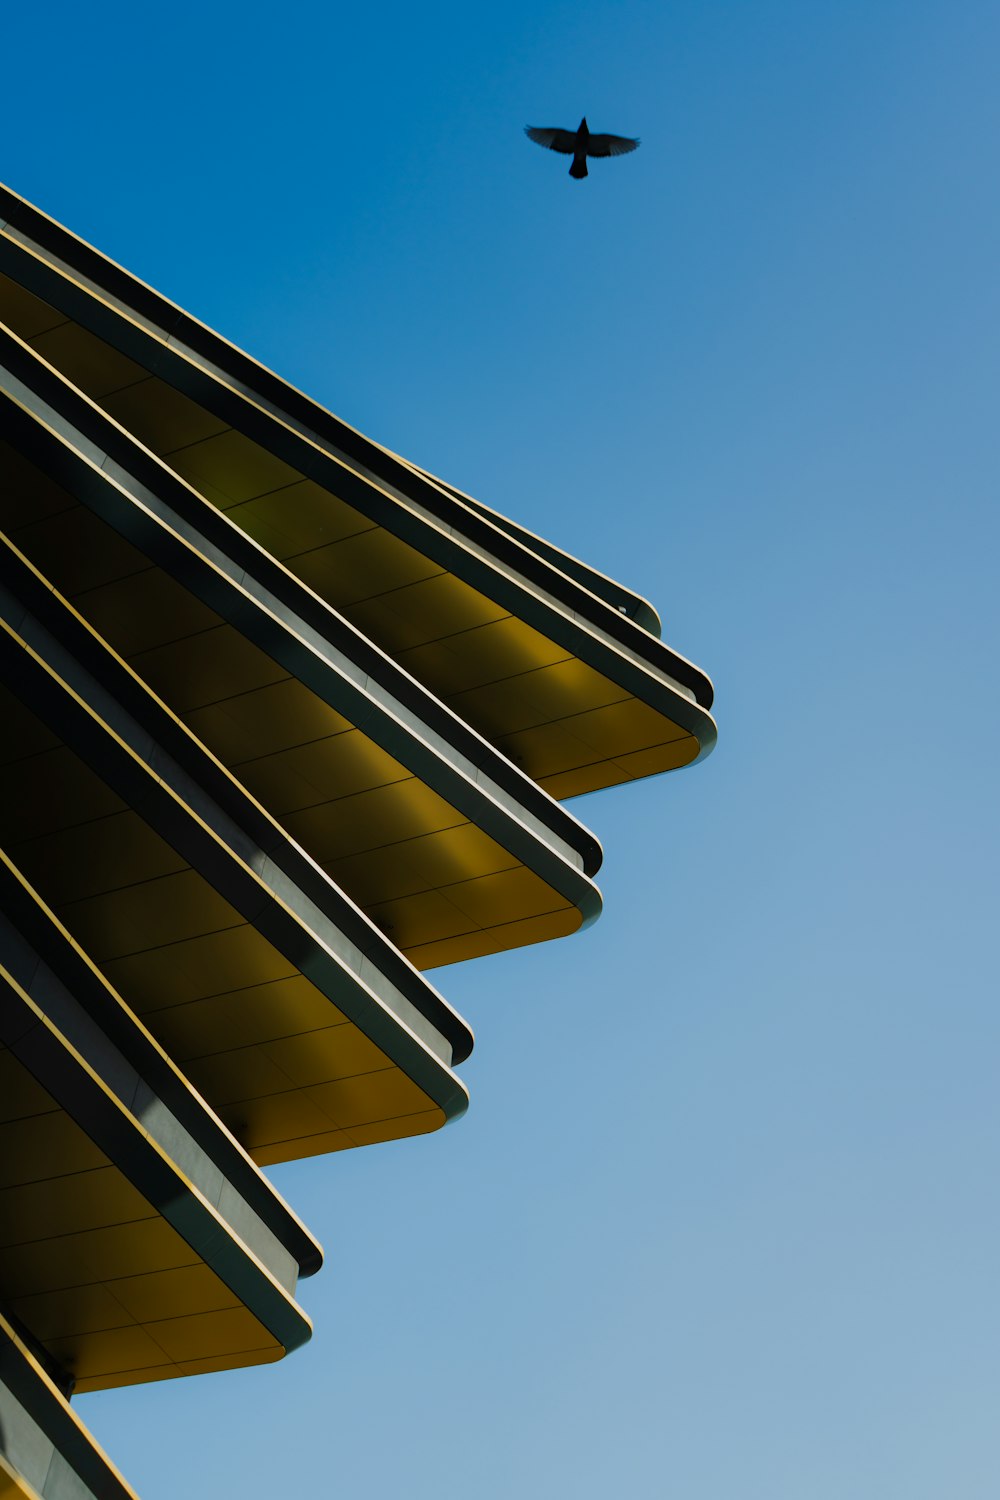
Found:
5,1 -> 999,1495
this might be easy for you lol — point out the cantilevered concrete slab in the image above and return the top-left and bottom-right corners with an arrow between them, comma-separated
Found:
0,180 -> 716,1500
0,183 -> 716,803
0,886 -> 312,1391
0,328 -> 604,968
0,535 -> 471,1162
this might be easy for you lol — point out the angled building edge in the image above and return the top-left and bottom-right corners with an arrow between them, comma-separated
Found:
0,179 -> 716,1499
0,183 -> 716,801
0,1310 -> 138,1500
0,335 -> 604,969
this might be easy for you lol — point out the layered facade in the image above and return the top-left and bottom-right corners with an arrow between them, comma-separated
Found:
0,182 -> 716,1496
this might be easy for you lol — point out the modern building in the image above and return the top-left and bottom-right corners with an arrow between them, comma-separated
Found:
0,181 -> 716,1498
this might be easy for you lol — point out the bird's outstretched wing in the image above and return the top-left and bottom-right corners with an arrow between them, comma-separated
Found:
586,133 -> 640,158
525,126 -> 577,155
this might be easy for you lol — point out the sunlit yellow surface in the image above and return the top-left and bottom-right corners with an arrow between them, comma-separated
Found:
0,267 -> 704,803
0,998 -> 289,1392
0,438 -> 582,966
0,672 -> 449,1163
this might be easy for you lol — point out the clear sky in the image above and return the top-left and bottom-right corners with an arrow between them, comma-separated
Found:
4,1 -> 999,1495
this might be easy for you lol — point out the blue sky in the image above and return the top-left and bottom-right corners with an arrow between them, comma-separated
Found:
5,1 -> 1000,1495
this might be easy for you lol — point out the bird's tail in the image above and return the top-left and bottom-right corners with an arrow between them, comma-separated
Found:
569,157 -> 588,179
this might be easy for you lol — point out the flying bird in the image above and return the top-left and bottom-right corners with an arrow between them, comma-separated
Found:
524,116 -> 640,179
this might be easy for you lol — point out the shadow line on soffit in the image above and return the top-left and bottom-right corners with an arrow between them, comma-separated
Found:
0,190 -> 716,734
0,358 -> 604,971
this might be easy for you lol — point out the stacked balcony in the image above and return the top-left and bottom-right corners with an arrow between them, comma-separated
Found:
0,181 -> 715,1496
